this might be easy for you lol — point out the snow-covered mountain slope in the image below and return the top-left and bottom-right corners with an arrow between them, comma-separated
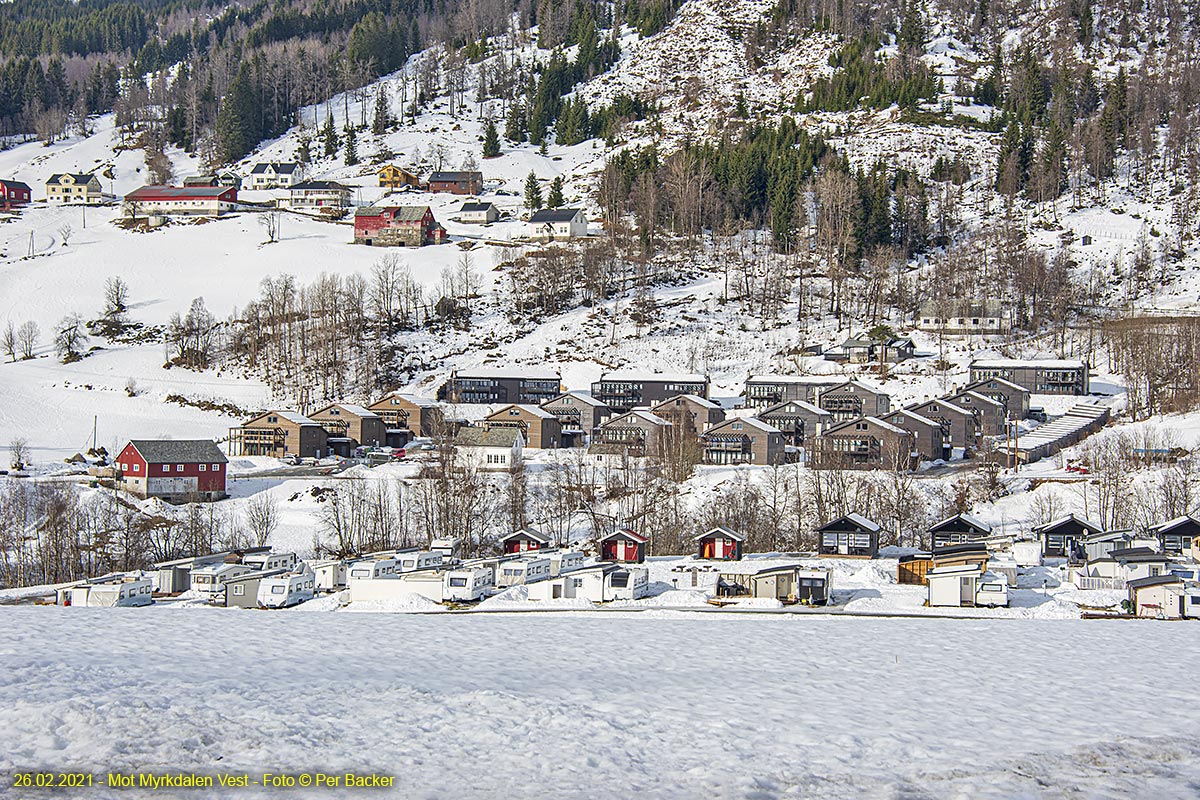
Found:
0,0 -> 1193,463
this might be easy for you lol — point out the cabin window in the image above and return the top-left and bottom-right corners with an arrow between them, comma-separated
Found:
1150,567 -> 1160,576
176,464 -> 184,472
199,465 -> 206,471
212,464 -> 221,471
132,463 -> 140,472
449,577 -> 467,587
233,585 -> 244,596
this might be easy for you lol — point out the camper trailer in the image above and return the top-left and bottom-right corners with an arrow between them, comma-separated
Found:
60,576 -> 154,607
496,558 -> 552,588
346,558 -> 397,581
445,566 -> 494,601
547,550 -> 586,576
257,571 -> 316,608
396,551 -> 444,572
190,562 -> 253,601
243,551 -> 299,572
310,559 -> 348,592
527,564 -> 650,602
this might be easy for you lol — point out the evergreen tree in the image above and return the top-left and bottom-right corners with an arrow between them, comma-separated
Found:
735,92 -> 748,118
505,101 -> 527,142
296,134 -> 312,164
372,89 -> 391,135
322,112 -> 339,157
344,125 -> 359,166
215,67 -> 257,163
547,176 -> 564,208
524,171 -> 543,211
483,120 -> 501,157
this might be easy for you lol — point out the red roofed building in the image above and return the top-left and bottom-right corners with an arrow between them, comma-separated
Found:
598,529 -> 649,563
0,179 -> 31,210
354,205 -> 446,246
115,440 -> 228,502
124,185 -> 238,216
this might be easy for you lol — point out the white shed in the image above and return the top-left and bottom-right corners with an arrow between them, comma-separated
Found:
310,559 -> 348,592
927,565 -> 1009,608
526,564 -> 649,603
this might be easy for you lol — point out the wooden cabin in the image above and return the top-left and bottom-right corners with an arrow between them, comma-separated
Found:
501,527 -> 552,555
694,527 -> 745,560
1147,516 -> 1200,555
598,529 -> 648,563
928,513 -> 992,548
817,514 -> 881,558
1033,514 -> 1103,559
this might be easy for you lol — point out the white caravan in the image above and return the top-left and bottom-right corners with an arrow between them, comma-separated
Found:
243,551 -> 298,572
346,558 -> 397,581
190,562 -> 253,601
396,551 -> 444,572
496,558 -> 552,588
310,559 -> 348,592
257,571 -> 316,608
445,566 -> 494,601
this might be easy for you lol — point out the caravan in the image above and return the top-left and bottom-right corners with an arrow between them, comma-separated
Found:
496,558 -> 552,588
547,550 -> 586,576
310,559 -> 348,592
257,571 -> 316,608
190,562 -> 253,601
243,551 -> 298,572
60,576 -> 154,607
346,558 -> 397,581
445,566 -> 494,601
396,551 -> 444,572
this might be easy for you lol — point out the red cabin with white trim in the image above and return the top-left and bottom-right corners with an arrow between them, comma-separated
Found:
115,439 -> 228,502
694,527 -> 745,560
501,527 -> 552,554
0,179 -> 31,210
599,529 -> 648,564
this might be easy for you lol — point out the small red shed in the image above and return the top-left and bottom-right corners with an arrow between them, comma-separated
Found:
694,526 -> 745,560
0,179 -> 31,210
116,439 -> 228,503
599,529 -> 649,564
501,527 -> 552,554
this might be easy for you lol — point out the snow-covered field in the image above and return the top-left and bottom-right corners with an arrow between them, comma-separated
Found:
2,608 -> 1197,799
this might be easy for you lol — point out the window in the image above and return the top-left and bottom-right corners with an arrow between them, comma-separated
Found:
611,572 -> 629,588
449,577 -> 467,587
133,463 -> 140,472
233,585 -> 244,596
199,464 -> 206,472
1150,567 -> 1160,576
176,464 -> 184,472
212,464 -> 221,471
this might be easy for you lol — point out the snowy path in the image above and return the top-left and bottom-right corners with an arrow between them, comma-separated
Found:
1,608 -> 1197,799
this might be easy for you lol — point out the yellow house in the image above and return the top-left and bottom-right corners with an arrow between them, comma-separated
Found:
378,164 -> 420,189
46,173 -> 104,204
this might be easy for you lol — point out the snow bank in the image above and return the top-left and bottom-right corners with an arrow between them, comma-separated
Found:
342,593 -> 444,613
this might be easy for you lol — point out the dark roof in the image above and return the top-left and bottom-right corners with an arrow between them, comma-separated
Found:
0,179 -> 31,191
355,205 -> 429,220
128,439 -> 227,464
530,208 -> 584,223
1127,574 -> 1184,590
1103,547 -> 1168,563
929,513 -> 992,535
250,162 -> 299,174
47,173 -> 96,185
1031,514 -> 1104,535
932,542 -> 988,558
290,180 -> 350,191
1147,516 -> 1200,535
501,527 -> 552,544
429,171 -> 481,182
459,201 -> 496,212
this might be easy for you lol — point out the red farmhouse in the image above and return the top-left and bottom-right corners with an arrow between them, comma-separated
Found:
353,205 -> 447,247
694,527 -> 745,560
599,529 -> 649,564
501,527 -> 552,555
0,179 -> 31,210
116,440 -> 228,503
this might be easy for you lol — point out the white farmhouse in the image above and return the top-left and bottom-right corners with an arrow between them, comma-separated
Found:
528,207 -> 587,240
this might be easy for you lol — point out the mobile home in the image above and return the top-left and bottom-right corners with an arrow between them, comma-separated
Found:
526,564 -> 650,603
190,562 -> 253,601
346,557 -> 397,581
223,569 -> 285,609
310,559 -> 348,592
257,572 -> 317,608
59,576 -> 154,607
395,551 -> 445,572
445,566 -> 495,601
496,558 -> 552,588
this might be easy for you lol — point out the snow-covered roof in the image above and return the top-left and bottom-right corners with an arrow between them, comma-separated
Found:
501,527 -> 552,544
706,416 -> 779,435
694,526 -> 746,541
970,358 -> 1086,369
654,393 -> 720,410
488,403 -> 556,420
824,378 -> 886,395
607,410 -> 670,427
251,410 -> 318,426
909,398 -> 973,417
885,409 -> 941,429
452,367 -> 561,381
543,390 -> 605,407
600,529 -> 649,544
930,513 -> 992,534
746,374 -> 844,384
372,392 -> 437,408
315,403 -> 379,418
964,376 -> 1029,394
825,416 -> 907,436
1147,515 -> 1199,534
950,390 -> 1004,408
1032,514 -> 1103,534
759,399 -> 830,416
820,513 -> 882,533
598,370 -> 707,383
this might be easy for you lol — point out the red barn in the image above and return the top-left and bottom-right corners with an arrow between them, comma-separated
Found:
0,179 -> 31,210
694,527 -> 745,560
599,529 -> 649,564
501,527 -> 552,554
115,440 -> 228,503
353,205 -> 447,247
